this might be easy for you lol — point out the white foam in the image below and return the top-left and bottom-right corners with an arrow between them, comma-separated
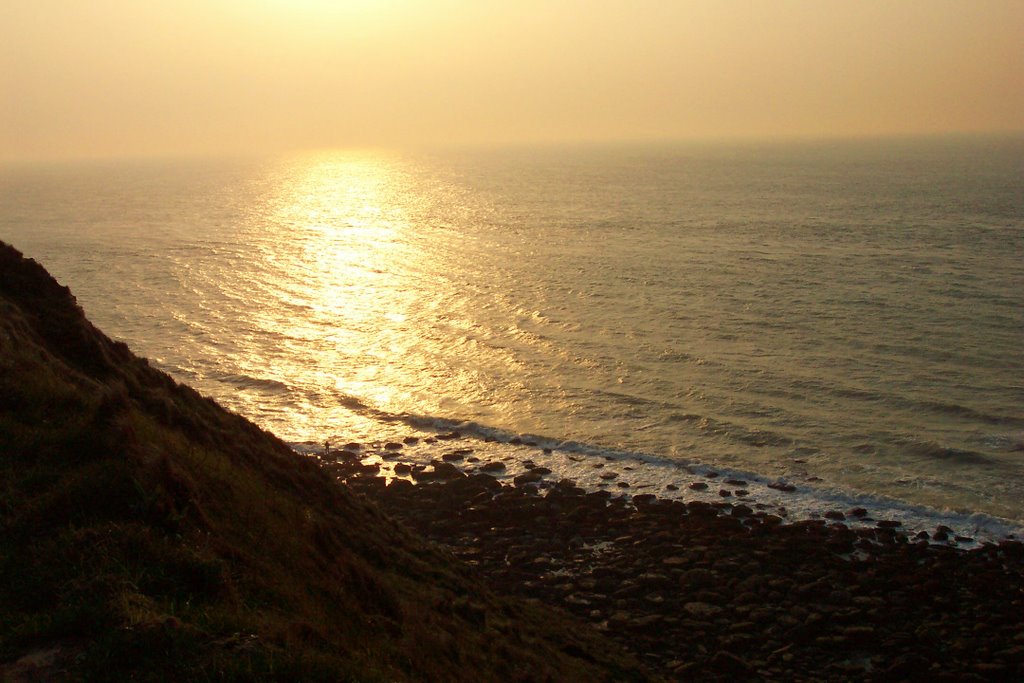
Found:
302,424 -> 1024,547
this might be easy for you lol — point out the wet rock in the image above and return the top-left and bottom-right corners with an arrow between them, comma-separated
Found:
513,471 -> 544,486
689,482 -> 708,491
480,462 -> 506,472
402,436 -> 419,445
384,442 -> 403,451
432,462 -> 464,479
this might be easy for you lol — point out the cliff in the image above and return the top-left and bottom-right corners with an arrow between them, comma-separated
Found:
0,241 -> 648,682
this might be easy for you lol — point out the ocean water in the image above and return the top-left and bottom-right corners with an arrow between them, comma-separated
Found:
3,136 -> 1022,538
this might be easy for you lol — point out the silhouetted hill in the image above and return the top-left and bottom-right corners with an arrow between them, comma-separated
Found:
0,241 -> 649,682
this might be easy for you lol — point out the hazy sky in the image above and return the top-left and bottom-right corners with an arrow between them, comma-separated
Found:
2,0 -> 1022,160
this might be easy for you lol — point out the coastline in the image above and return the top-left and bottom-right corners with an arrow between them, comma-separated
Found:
326,434 -> 1024,680
295,426 -> 1024,547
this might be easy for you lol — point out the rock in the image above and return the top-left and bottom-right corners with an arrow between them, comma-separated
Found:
393,463 -> 412,474
849,507 -> 868,517
442,451 -> 465,462
767,481 -> 796,492
530,466 -> 552,475
689,482 -> 709,491
402,436 -> 419,445
432,462 -> 465,480
724,479 -> 748,487
480,461 -> 506,472
718,489 -> 732,497
665,484 -> 679,491
684,602 -> 722,618
514,471 -> 544,486
824,511 -> 846,521
384,442 -> 403,451
600,472 -> 619,480
630,614 -> 663,630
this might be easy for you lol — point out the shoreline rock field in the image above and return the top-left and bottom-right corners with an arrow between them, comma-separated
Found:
329,442 -> 1024,681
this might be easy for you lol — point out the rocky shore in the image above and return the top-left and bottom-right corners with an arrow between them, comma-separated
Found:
328,436 -> 1024,682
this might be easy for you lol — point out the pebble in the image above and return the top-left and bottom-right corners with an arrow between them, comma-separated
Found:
335,437 -> 1024,681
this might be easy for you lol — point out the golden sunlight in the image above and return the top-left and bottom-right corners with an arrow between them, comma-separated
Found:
260,151 -> 422,414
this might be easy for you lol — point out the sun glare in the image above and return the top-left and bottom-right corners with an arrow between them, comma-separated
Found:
258,150 -> 423,417
259,0 -> 405,19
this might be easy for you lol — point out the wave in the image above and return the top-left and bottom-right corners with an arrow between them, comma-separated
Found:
211,372 -> 290,393
316,403 -> 1024,541
789,376 -> 1022,427
914,398 -> 1024,426
897,439 -> 993,466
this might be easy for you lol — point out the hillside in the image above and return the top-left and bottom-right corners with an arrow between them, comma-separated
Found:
0,241 -> 649,682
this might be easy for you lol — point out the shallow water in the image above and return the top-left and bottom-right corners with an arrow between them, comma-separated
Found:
2,136 -> 1022,532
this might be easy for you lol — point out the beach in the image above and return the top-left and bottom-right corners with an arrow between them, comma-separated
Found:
328,433 -> 1024,681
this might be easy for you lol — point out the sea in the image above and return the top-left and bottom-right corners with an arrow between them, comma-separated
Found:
2,135 -> 1022,541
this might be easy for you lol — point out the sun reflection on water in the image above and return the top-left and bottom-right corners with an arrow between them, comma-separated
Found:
243,150 -> 431,431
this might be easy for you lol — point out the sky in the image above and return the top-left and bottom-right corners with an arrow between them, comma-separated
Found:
2,0 -> 1022,161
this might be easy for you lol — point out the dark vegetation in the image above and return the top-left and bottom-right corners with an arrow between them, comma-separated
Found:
0,242 -> 648,682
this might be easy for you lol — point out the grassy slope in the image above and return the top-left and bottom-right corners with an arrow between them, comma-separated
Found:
0,242 -> 649,682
